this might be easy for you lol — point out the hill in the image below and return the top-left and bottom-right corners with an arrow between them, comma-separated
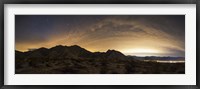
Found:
15,45 -> 185,74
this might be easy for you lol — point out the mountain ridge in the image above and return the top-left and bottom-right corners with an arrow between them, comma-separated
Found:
15,45 -> 184,61
15,45 -> 185,74
15,45 -> 126,60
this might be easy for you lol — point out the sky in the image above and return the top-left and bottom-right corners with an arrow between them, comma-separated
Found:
15,15 -> 185,57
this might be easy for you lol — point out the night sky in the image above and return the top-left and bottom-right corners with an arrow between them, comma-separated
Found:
15,15 -> 185,57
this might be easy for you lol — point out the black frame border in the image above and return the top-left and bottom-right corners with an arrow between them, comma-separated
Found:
0,0 -> 198,89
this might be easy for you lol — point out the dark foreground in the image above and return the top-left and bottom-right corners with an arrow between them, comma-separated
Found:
16,58 -> 185,74
15,45 -> 185,74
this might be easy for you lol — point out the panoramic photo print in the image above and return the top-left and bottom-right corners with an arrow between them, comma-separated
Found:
15,15 -> 185,74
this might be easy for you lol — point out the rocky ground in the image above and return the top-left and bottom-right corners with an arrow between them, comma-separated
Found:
16,57 -> 185,74
15,45 -> 185,74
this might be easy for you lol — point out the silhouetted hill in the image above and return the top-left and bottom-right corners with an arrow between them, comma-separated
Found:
105,50 -> 126,60
15,45 -> 185,74
15,50 -> 25,59
16,45 -> 127,60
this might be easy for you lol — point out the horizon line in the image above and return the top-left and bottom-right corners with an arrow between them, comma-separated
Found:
15,45 -> 185,58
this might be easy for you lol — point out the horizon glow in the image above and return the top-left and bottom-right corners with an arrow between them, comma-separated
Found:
15,15 -> 185,57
